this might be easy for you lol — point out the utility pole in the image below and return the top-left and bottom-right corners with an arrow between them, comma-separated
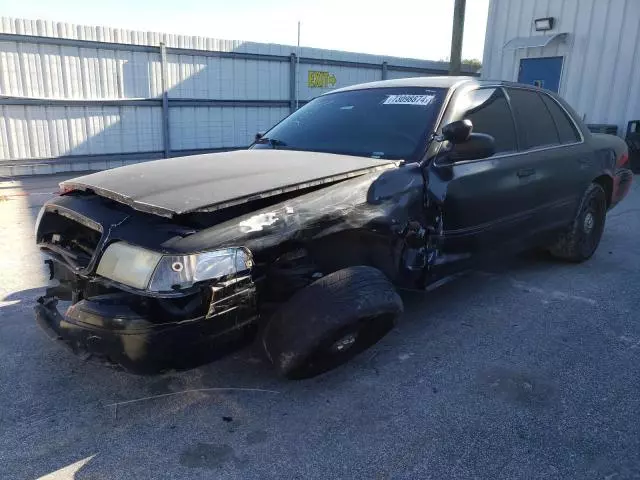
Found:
296,21 -> 301,110
449,0 -> 466,75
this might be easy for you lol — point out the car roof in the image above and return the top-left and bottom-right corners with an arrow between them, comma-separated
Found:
325,76 -> 538,95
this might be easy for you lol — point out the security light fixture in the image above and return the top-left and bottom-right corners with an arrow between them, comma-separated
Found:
534,17 -> 554,31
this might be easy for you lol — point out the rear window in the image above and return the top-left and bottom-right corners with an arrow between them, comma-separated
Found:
252,87 -> 447,161
506,88 -> 560,150
540,93 -> 581,144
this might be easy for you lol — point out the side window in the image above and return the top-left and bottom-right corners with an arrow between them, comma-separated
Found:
464,88 -> 517,154
540,93 -> 581,144
506,88 -> 559,150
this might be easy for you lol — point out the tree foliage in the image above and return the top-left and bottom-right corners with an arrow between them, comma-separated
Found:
462,58 -> 482,71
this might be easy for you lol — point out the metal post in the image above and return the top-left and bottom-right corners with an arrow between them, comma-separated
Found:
381,61 -> 388,80
290,53 -> 297,113
160,43 -> 170,158
449,0 -> 466,76
296,22 -> 301,111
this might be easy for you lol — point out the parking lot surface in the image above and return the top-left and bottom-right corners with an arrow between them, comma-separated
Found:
1,173 -> 639,479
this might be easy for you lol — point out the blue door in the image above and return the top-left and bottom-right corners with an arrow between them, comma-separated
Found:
518,56 -> 563,92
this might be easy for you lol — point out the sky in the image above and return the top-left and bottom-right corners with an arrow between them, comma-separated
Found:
0,0 -> 490,61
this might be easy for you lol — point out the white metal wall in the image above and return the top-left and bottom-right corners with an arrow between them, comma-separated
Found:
165,56 -> 290,100
0,105 -> 162,159
0,17 -> 476,174
482,0 -> 640,135
0,45 -> 161,99
169,106 -> 288,151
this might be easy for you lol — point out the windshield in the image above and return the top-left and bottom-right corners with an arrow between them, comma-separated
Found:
252,87 -> 447,161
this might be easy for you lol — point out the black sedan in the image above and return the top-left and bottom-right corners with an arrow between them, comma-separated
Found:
34,77 -> 632,378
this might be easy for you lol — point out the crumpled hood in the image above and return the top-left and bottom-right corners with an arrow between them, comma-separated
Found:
61,150 -> 397,218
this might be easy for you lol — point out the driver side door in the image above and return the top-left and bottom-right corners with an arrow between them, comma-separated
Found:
426,87 -> 542,261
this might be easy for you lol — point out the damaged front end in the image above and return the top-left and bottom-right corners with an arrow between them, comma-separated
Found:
34,195 -> 257,373
34,162 -> 444,373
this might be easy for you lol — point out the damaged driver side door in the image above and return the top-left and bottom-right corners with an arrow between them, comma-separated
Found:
426,87 -> 542,267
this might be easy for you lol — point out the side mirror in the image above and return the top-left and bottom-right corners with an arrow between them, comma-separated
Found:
255,131 -> 265,142
441,119 -> 473,144
448,133 -> 496,162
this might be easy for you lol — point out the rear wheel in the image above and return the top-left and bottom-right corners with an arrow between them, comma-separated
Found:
262,266 -> 403,379
549,183 -> 607,262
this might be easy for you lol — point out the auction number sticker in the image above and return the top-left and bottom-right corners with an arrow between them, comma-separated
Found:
383,94 -> 435,106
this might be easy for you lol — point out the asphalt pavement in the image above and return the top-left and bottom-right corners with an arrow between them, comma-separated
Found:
1,173 -> 639,479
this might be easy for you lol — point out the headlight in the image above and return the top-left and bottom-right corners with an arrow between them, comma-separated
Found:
147,248 -> 252,292
96,242 -> 252,293
96,242 -> 163,290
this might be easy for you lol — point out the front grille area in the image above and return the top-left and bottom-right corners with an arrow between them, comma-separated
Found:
37,209 -> 103,270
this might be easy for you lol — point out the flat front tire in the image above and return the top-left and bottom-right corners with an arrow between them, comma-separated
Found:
262,266 -> 403,379
549,183 -> 607,262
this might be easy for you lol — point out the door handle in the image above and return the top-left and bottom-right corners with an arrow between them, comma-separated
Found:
517,168 -> 536,178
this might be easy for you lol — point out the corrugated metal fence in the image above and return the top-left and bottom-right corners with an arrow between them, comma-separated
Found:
0,17 -> 478,176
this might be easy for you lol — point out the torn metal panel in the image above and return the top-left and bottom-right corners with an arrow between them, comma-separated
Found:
162,165 -> 430,289
167,166 -> 425,251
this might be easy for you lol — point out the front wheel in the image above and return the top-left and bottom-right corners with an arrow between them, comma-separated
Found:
261,266 -> 403,379
549,183 -> 607,262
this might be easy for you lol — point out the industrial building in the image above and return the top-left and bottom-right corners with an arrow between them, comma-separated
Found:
482,0 -> 640,137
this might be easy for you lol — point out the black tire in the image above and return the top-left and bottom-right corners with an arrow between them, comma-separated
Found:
262,266 -> 403,379
549,183 -> 607,262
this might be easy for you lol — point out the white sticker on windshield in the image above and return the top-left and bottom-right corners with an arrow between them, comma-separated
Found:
383,94 -> 435,106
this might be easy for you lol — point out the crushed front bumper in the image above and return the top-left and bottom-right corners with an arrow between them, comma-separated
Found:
34,193 -> 260,373
34,286 -> 257,374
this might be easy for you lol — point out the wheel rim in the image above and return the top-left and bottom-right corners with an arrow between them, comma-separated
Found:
331,331 -> 358,353
291,313 -> 396,378
579,193 -> 606,257
583,212 -> 595,233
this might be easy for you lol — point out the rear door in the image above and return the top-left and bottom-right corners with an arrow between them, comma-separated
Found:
428,87 -> 542,257
538,91 -> 592,214
505,87 -> 586,233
